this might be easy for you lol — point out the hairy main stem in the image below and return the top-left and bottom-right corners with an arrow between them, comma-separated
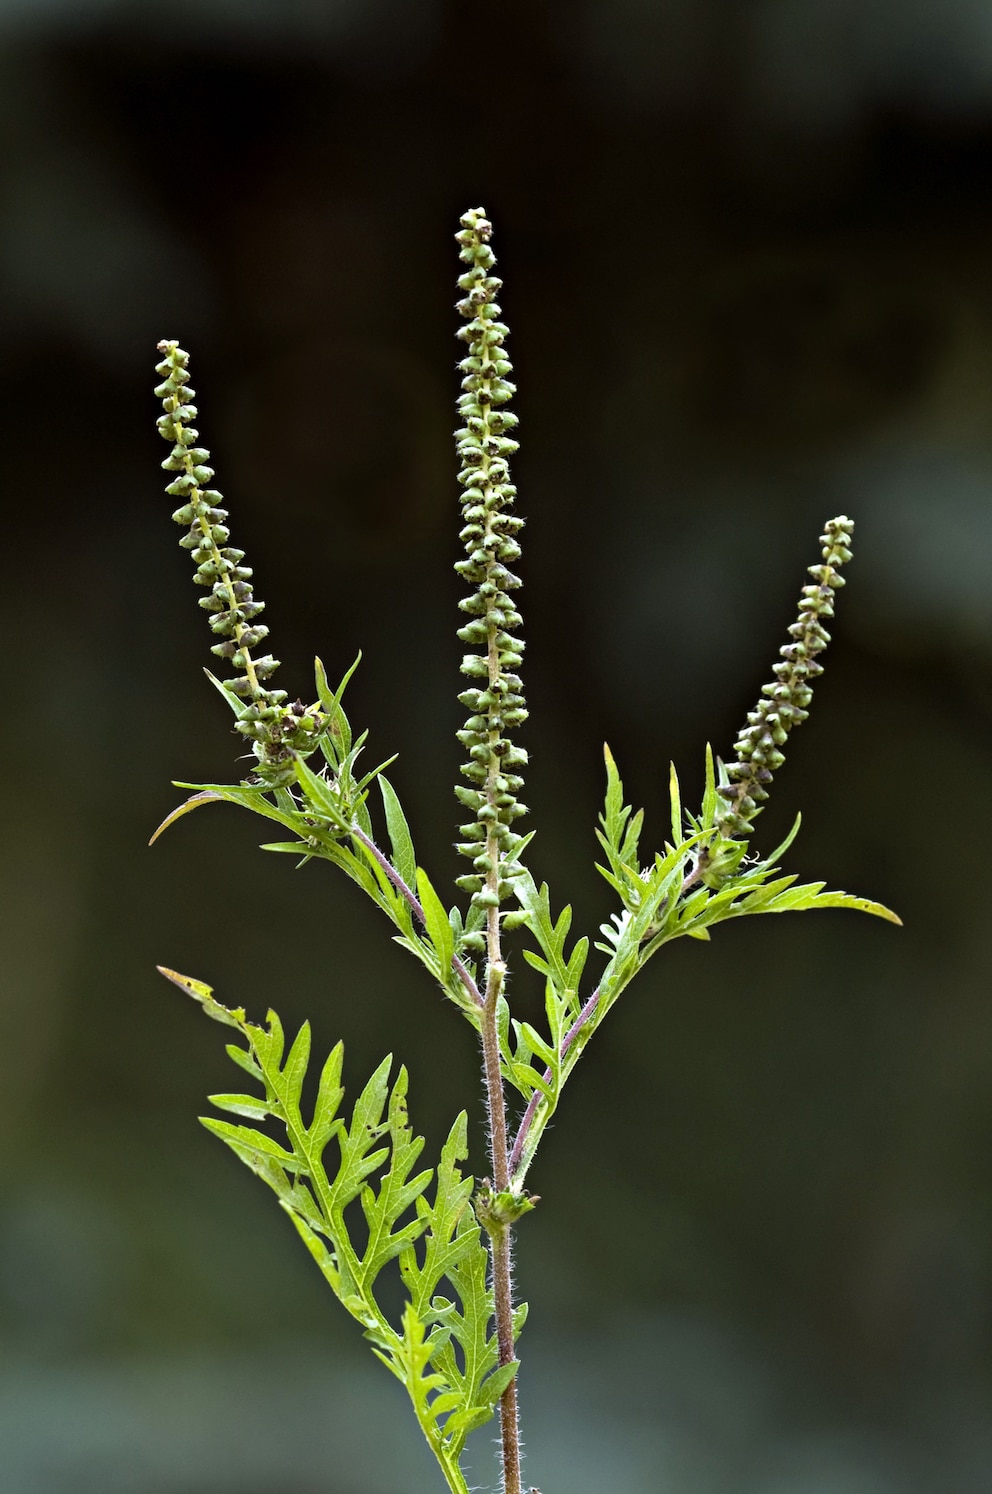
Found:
482,612 -> 523,1493
482,877 -> 523,1494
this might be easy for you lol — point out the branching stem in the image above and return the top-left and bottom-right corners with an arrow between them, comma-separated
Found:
350,825 -> 485,1010
508,983 -> 603,1183
509,858 -> 717,1181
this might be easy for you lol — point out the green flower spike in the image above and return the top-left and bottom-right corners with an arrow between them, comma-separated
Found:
450,210 -> 529,912
717,515 -> 855,839
154,340 -> 324,787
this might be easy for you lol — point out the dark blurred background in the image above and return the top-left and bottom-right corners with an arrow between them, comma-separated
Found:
2,1 -> 991,1490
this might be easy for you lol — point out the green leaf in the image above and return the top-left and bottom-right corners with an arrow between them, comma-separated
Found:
203,667 -> 251,718
396,1111 -> 507,1466
224,1042 -> 261,1078
314,652 -> 361,759
602,742 -> 626,844
148,790 -> 226,845
370,1305 -> 475,1490
151,781 -> 320,849
513,871 -> 587,998
173,974 -> 438,1360
756,812 -> 803,872
332,1055 -> 393,1211
564,936 -> 589,994
379,1300 -> 448,1410
206,1092 -> 272,1119
701,743 -> 718,827
379,777 -> 417,890
282,1021 -> 312,1113
294,754 -> 352,832
355,753 -> 400,797
359,1068 -> 433,1285
479,1359 -> 520,1408
401,1113 -> 478,1317
544,981 -> 574,1049
508,1060 -> 554,1103
322,839 -> 392,902
284,1208 -> 342,1295
734,875 -> 803,914
669,760 -> 683,846
157,965 -> 245,1027
258,840 -> 310,856
763,887 -> 902,923
517,1021 -> 556,1069
416,867 -> 455,976
595,745 -> 650,909
199,1117 -> 299,1171
310,1042 -> 345,1151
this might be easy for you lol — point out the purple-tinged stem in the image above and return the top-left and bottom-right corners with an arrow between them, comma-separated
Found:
508,983 -> 603,1179
509,862 -> 705,1178
351,825 -> 485,1010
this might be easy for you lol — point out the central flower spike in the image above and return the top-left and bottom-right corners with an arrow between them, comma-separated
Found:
451,210 -> 529,911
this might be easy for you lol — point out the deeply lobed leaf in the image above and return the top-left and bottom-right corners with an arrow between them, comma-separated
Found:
161,967 -> 513,1487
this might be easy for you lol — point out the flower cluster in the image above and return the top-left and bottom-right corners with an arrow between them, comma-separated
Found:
450,210 -> 529,909
717,515 -> 855,838
155,341 -> 324,787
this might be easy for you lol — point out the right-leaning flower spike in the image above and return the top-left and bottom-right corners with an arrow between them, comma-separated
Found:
717,515 -> 855,838
451,209 -> 529,910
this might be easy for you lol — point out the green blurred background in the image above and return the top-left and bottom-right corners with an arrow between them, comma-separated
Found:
2,2 -> 991,1490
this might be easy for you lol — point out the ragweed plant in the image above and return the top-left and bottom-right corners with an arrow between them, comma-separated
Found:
151,208 -> 899,1494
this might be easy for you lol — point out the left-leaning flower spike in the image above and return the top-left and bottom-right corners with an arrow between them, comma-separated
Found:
155,340 -> 323,787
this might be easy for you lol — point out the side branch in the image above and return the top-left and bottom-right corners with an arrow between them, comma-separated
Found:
350,825 -> 485,1009
508,818 -> 796,1181
508,983 -> 603,1181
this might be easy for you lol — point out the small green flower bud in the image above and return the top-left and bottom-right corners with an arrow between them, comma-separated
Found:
501,911 -> 531,931
460,655 -> 489,677
165,474 -> 197,496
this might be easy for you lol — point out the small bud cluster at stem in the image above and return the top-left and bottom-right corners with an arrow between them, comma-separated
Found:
155,341 -> 324,787
717,515 -> 855,838
451,210 -> 529,910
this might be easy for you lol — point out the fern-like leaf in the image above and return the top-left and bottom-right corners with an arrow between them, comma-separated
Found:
158,965 -> 517,1492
